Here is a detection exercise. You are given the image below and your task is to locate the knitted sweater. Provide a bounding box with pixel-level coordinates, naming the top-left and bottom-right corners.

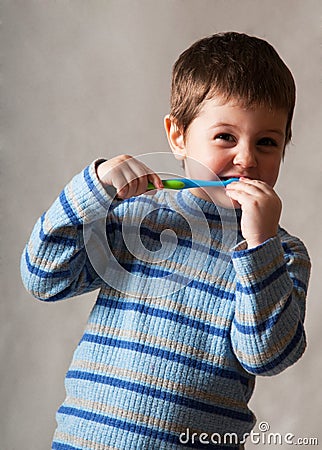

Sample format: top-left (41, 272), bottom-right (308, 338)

top-left (21, 160), bottom-right (311, 450)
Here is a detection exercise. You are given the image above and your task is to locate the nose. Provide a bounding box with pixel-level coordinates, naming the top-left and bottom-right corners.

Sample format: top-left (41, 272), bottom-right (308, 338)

top-left (232, 142), bottom-right (257, 169)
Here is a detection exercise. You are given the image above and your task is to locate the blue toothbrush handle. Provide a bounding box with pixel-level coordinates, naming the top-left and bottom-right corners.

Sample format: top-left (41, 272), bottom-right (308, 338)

top-left (179, 178), bottom-right (239, 188)
top-left (147, 178), bottom-right (239, 190)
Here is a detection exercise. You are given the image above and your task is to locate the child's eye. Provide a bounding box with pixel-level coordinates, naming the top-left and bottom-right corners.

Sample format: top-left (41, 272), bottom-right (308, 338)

top-left (257, 137), bottom-right (277, 146)
top-left (215, 133), bottom-right (235, 142)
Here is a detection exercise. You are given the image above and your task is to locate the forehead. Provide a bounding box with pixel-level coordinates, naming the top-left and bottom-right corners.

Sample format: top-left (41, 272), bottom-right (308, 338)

top-left (196, 97), bottom-right (288, 128)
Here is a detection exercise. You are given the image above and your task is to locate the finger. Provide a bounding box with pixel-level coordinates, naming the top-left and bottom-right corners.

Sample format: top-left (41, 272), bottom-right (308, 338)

top-left (147, 172), bottom-right (164, 190)
top-left (132, 161), bottom-right (163, 190)
top-left (114, 171), bottom-right (134, 199)
top-left (123, 160), bottom-right (160, 192)
top-left (123, 169), bottom-right (143, 198)
top-left (237, 177), bottom-right (273, 194)
top-left (135, 175), bottom-right (151, 195)
top-left (226, 179), bottom-right (271, 197)
top-left (125, 170), bottom-right (153, 197)
top-left (116, 184), bottom-right (129, 199)
top-left (127, 158), bottom-right (152, 179)
top-left (127, 166), bottom-right (162, 191)
top-left (225, 188), bottom-right (253, 205)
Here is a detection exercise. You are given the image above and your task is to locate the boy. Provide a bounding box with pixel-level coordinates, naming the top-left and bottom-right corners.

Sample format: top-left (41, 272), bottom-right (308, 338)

top-left (21, 32), bottom-right (311, 449)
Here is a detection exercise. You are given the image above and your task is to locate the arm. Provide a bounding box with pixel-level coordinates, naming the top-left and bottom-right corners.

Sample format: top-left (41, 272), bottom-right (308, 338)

top-left (230, 232), bottom-right (310, 376)
top-left (21, 156), bottom-right (163, 302)
top-left (20, 160), bottom-right (117, 301)
top-left (226, 177), bottom-right (311, 375)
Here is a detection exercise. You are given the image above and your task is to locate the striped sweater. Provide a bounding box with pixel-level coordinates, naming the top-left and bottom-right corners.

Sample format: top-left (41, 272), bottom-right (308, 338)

top-left (21, 160), bottom-right (311, 450)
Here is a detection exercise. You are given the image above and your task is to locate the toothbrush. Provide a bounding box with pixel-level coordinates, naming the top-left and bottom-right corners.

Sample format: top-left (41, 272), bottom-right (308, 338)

top-left (147, 177), bottom-right (239, 191)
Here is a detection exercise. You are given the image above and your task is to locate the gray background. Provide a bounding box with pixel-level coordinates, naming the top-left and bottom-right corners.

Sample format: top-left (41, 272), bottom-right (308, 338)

top-left (1, 1), bottom-right (322, 449)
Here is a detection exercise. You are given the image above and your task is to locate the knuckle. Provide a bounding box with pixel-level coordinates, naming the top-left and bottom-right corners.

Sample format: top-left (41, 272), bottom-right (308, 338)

top-left (250, 199), bottom-right (259, 208)
top-left (120, 154), bottom-right (132, 160)
top-left (117, 185), bottom-right (127, 194)
top-left (127, 178), bottom-right (138, 187)
top-left (116, 154), bottom-right (133, 166)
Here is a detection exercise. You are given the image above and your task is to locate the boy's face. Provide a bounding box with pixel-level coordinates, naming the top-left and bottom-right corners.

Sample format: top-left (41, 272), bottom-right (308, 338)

top-left (165, 97), bottom-right (288, 208)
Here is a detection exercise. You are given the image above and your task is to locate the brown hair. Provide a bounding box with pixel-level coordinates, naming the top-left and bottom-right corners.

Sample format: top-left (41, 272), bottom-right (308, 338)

top-left (170, 32), bottom-right (296, 146)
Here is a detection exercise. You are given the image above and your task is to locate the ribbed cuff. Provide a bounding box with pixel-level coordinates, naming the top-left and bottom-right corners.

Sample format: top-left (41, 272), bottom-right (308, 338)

top-left (231, 236), bottom-right (285, 283)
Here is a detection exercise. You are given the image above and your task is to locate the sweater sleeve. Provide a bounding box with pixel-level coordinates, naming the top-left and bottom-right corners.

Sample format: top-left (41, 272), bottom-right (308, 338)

top-left (230, 231), bottom-right (311, 376)
top-left (20, 160), bottom-right (119, 301)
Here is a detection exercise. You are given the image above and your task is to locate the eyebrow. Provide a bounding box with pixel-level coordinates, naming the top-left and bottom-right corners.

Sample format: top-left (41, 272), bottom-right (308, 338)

top-left (208, 123), bottom-right (285, 137)
top-left (264, 129), bottom-right (285, 137)
top-left (208, 122), bottom-right (240, 131)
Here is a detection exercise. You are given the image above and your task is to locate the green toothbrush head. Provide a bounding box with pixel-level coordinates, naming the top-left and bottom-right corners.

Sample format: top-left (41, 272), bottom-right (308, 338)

top-left (147, 179), bottom-right (186, 190)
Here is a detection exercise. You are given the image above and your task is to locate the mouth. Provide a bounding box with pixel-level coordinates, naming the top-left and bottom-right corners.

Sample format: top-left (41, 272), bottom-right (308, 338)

top-left (219, 176), bottom-right (241, 181)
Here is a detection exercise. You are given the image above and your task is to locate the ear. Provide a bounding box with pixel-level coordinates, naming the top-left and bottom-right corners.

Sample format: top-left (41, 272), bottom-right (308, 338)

top-left (164, 115), bottom-right (186, 160)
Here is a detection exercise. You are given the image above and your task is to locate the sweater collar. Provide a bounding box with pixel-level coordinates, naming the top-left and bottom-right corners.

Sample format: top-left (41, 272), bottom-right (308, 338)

top-left (177, 189), bottom-right (242, 222)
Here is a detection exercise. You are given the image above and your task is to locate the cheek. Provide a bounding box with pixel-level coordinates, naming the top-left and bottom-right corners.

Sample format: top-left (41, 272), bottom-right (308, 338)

top-left (184, 135), bottom-right (230, 178)
top-left (203, 153), bottom-right (230, 177)
top-left (261, 160), bottom-right (282, 187)
top-left (186, 155), bottom-right (227, 179)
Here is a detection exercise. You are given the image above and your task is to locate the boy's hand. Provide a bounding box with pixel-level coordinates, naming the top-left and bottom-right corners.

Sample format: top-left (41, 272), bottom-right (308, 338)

top-left (225, 177), bottom-right (282, 249)
top-left (96, 154), bottom-right (163, 199)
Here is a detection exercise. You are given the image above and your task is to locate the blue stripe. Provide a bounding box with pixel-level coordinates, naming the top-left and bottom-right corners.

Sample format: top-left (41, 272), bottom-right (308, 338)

top-left (57, 405), bottom-right (247, 449)
top-left (52, 423), bottom-right (239, 450)
top-left (117, 191), bottom-right (240, 235)
top-left (96, 296), bottom-right (229, 338)
top-left (66, 370), bottom-right (252, 422)
top-left (189, 278), bottom-right (235, 299)
top-left (177, 191), bottom-right (241, 223)
top-left (39, 214), bottom-right (77, 245)
top-left (23, 250), bottom-right (86, 301)
top-left (107, 222), bottom-right (232, 263)
top-left (84, 264), bottom-right (97, 285)
top-left (281, 241), bottom-right (309, 268)
top-left (83, 166), bottom-right (109, 206)
top-left (81, 332), bottom-right (249, 385)
top-left (121, 261), bottom-right (174, 278)
top-left (240, 321), bottom-right (305, 374)
top-left (123, 194), bottom-right (174, 213)
top-left (43, 286), bottom-right (75, 301)
top-left (24, 249), bottom-right (70, 279)
top-left (59, 190), bottom-right (80, 225)
top-left (233, 294), bottom-right (292, 334)
top-left (109, 193), bottom-right (174, 218)
top-left (58, 405), bottom-right (247, 449)
top-left (98, 245), bottom-right (234, 296)
top-left (38, 271), bottom-right (99, 302)
top-left (118, 260), bottom-right (234, 292)
top-left (57, 405), bottom-right (239, 448)
top-left (292, 276), bottom-right (307, 292)
top-left (58, 405), bottom-right (179, 444)
top-left (52, 443), bottom-right (81, 450)
top-left (281, 243), bottom-right (309, 293)
top-left (236, 264), bottom-right (287, 295)
top-left (119, 261), bottom-right (209, 288)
